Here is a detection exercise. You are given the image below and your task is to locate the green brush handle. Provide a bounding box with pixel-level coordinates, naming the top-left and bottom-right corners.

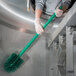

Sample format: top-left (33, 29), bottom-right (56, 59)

top-left (18, 6), bottom-right (62, 57)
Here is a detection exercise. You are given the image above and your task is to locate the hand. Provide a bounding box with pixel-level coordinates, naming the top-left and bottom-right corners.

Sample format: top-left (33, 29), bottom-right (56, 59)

top-left (35, 18), bottom-right (44, 35)
top-left (55, 7), bottom-right (63, 17)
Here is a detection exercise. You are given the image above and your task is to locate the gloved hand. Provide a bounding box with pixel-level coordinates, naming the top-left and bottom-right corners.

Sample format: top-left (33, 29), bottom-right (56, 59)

top-left (55, 7), bottom-right (63, 17)
top-left (35, 18), bottom-right (44, 34)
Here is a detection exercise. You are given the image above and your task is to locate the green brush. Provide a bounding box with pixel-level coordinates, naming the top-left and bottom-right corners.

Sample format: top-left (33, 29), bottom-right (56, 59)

top-left (4, 6), bottom-right (62, 73)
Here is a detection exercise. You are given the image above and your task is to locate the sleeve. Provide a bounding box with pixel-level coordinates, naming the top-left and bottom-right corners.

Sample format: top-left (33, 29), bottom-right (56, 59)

top-left (62, 0), bottom-right (71, 9)
top-left (35, 0), bottom-right (46, 11)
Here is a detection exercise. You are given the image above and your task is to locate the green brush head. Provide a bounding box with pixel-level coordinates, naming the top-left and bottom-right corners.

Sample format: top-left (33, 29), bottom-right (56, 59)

top-left (4, 53), bottom-right (23, 73)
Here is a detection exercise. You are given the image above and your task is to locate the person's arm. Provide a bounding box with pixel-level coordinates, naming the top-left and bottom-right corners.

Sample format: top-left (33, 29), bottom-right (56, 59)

top-left (62, 0), bottom-right (71, 12)
top-left (35, 0), bottom-right (46, 18)
top-left (35, 9), bottom-right (44, 35)
top-left (35, 9), bottom-right (42, 19)
top-left (55, 0), bottom-right (71, 17)
top-left (35, 0), bottom-right (46, 34)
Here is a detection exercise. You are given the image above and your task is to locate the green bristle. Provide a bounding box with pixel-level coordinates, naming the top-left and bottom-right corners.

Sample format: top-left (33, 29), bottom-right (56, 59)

top-left (4, 53), bottom-right (23, 73)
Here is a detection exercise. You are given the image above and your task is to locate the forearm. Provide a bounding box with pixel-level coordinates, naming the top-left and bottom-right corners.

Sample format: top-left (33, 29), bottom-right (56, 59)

top-left (35, 9), bottom-right (42, 19)
top-left (35, 9), bottom-right (44, 34)
top-left (62, 0), bottom-right (71, 12)
top-left (35, 0), bottom-right (46, 18)
top-left (62, 5), bottom-right (67, 13)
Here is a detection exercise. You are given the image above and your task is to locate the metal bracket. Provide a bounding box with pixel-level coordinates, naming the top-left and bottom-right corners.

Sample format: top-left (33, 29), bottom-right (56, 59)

top-left (66, 26), bottom-right (74, 76)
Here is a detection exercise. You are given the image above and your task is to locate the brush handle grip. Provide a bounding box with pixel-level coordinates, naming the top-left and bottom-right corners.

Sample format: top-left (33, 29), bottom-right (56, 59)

top-left (18, 6), bottom-right (62, 57)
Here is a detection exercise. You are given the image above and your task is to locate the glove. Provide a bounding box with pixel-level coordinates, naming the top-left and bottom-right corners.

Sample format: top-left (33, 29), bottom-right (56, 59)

top-left (35, 18), bottom-right (44, 34)
top-left (55, 7), bottom-right (63, 17)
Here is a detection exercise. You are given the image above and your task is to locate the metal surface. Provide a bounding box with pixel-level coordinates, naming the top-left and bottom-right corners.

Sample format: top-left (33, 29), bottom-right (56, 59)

top-left (48, 2), bottom-right (76, 47)
top-left (0, 0), bottom-right (76, 76)
top-left (0, 25), bottom-right (47, 76)
top-left (0, 0), bottom-right (64, 35)
top-left (0, 0), bottom-right (61, 76)
top-left (0, 24), bottom-right (62, 76)
top-left (0, 0), bottom-right (35, 34)
top-left (0, 0), bottom-right (48, 76)
top-left (58, 35), bottom-right (66, 76)
top-left (66, 27), bottom-right (74, 76)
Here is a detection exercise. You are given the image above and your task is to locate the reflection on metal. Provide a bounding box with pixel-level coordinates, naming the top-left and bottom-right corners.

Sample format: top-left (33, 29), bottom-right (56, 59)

top-left (0, 0), bottom-right (36, 34)
top-left (0, 20), bottom-right (36, 34)
top-left (0, 20), bottom-right (50, 38)
top-left (66, 26), bottom-right (74, 76)
top-left (58, 35), bottom-right (66, 76)
top-left (48, 2), bottom-right (76, 47)
top-left (53, 24), bottom-right (59, 28)
top-left (0, 1), bottom-right (35, 23)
